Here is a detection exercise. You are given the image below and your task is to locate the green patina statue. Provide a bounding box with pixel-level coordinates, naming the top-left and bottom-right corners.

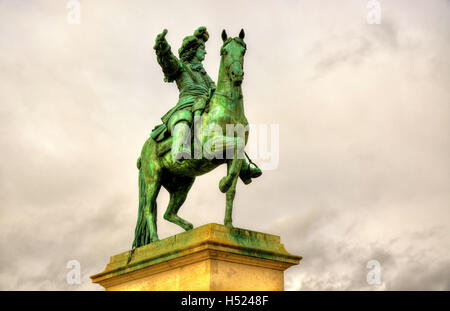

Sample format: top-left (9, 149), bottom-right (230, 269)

top-left (132, 27), bottom-right (262, 248)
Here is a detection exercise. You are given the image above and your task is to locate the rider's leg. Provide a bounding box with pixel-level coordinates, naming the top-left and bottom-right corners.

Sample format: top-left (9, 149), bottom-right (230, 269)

top-left (168, 109), bottom-right (193, 162)
top-left (171, 121), bottom-right (192, 161)
top-left (239, 159), bottom-right (252, 184)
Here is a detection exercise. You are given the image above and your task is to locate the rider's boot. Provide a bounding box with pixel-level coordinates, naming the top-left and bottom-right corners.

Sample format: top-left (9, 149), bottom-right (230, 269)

top-left (239, 158), bottom-right (262, 184)
top-left (171, 121), bottom-right (192, 162)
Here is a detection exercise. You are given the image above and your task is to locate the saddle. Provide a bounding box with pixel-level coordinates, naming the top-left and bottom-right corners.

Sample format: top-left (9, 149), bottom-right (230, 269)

top-left (155, 135), bottom-right (173, 156)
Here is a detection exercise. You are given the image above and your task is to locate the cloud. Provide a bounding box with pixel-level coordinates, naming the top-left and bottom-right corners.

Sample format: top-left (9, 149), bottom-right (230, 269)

top-left (0, 0), bottom-right (449, 291)
top-left (313, 19), bottom-right (401, 76)
top-left (281, 212), bottom-right (450, 290)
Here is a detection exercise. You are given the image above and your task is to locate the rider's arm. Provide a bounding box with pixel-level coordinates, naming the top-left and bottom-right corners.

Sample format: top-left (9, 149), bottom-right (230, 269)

top-left (156, 48), bottom-right (182, 82)
top-left (154, 30), bottom-right (182, 82)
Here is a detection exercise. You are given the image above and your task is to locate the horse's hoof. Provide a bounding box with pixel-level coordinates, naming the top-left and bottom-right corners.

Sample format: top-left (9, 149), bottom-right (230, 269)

top-left (240, 176), bottom-right (252, 185)
top-left (150, 236), bottom-right (159, 243)
top-left (219, 177), bottom-right (231, 193)
top-left (185, 223), bottom-right (194, 231)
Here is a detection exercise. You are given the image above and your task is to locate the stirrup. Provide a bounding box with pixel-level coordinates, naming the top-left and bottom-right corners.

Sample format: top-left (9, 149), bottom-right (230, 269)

top-left (245, 152), bottom-right (262, 178)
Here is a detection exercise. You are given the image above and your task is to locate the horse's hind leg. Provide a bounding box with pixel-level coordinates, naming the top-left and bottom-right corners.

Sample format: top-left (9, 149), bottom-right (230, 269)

top-left (163, 175), bottom-right (195, 231)
top-left (145, 181), bottom-right (161, 242)
top-left (141, 150), bottom-right (162, 243)
top-left (224, 159), bottom-right (243, 228)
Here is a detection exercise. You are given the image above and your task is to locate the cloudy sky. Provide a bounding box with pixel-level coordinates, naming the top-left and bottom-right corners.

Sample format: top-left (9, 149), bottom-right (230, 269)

top-left (0, 0), bottom-right (449, 290)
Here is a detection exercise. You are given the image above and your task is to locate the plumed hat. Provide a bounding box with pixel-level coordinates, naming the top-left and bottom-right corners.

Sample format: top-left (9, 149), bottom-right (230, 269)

top-left (178, 26), bottom-right (209, 62)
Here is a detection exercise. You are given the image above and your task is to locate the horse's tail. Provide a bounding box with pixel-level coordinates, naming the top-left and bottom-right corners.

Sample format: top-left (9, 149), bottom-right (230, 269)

top-left (132, 156), bottom-right (150, 249)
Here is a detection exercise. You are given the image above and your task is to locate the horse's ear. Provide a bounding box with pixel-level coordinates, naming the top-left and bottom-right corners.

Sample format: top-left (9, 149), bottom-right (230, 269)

top-left (221, 29), bottom-right (228, 42)
top-left (239, 28), bottom-right (245, 40)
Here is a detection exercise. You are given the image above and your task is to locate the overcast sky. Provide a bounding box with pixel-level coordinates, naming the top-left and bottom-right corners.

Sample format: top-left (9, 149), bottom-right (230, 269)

top-left (0, 0), bottom-right (449, 290)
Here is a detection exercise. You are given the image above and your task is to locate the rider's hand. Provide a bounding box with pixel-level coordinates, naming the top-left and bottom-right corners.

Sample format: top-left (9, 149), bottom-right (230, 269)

top-left (154, 29), bottom-right (169, 51)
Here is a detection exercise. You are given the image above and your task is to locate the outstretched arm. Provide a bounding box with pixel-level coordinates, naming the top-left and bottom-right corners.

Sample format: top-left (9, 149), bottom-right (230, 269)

top-left (154, 29), bottom-right (181, 82)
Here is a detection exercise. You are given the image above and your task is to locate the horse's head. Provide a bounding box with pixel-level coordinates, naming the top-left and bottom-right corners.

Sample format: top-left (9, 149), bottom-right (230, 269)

top-left (220, 29), bottom-right (246, 86)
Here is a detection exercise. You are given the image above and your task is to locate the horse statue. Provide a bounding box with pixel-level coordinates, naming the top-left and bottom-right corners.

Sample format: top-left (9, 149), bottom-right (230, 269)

top-left (132, 29), bottom-right (260, 248)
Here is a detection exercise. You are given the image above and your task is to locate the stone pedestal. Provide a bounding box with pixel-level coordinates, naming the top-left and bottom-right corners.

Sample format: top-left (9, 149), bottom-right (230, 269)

top-left (91, 223), bottom-right (301, 291)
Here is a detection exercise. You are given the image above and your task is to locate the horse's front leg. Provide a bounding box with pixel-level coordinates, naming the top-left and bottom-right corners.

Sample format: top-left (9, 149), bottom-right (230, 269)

top-left (224, 159), bottom-right (242, 228)
top-left (219, 136), bottom-right (245, 193)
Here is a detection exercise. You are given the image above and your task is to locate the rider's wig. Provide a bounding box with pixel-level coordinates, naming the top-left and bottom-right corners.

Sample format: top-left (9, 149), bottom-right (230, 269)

top-left (178, 26), bottom-right (209, 62)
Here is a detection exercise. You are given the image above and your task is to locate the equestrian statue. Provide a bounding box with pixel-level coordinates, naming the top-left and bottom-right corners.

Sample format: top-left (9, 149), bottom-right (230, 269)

top-left (132, 27), bottom-right (262, 248)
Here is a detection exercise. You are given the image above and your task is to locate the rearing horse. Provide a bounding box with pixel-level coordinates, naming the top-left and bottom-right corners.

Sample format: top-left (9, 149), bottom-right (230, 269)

top-left (133, 29), bottom-right (249, 248)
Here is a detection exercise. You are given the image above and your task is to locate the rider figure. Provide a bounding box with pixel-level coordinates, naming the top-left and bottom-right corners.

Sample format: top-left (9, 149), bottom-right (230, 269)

top-left (152, 27), bottom-right (262, 183)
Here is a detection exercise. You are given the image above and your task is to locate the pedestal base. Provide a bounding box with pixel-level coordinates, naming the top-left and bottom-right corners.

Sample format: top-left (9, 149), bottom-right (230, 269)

top-left (91, 223), bottom-right (301, 291)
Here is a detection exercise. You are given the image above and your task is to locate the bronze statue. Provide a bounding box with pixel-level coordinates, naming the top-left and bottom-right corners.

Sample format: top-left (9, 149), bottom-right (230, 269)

top-left (151, 27), bottom-right (215, 161)
top-left (133, 27), bottom-right (262, 248)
